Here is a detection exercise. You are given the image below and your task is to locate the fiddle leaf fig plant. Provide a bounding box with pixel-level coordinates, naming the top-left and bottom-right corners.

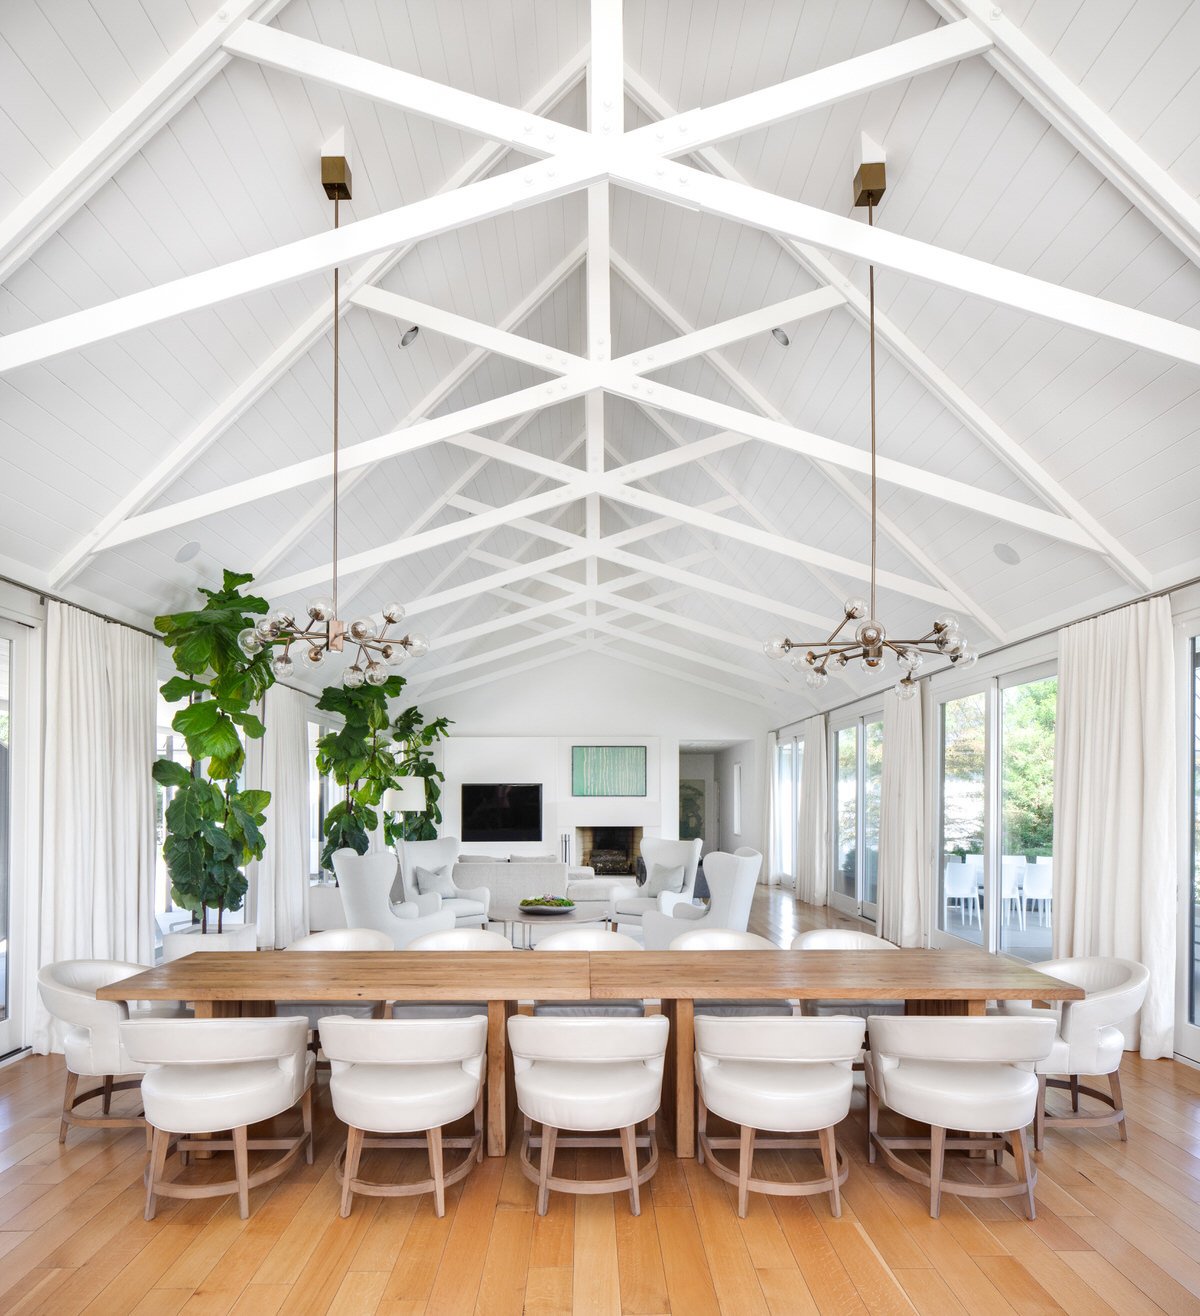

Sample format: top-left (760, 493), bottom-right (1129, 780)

top-left (385, 707), bottom-right (453, 844)
top-left (152, 570), bottom-right (275, 931)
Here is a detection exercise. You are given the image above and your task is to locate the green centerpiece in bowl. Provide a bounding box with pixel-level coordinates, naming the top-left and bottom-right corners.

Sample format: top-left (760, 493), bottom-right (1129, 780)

top-left (519, 896), bottom-right (576, 915)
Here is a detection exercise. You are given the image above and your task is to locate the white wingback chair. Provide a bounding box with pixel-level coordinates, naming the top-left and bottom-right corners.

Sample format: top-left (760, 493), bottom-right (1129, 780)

top-left (319, 1015), bottom-right (488, 1218)
top-left (608, 838), bottom-right (702, 933)
top-left (791, 929), bottom-right (904, 1021)
top-left (695, 1016), bottom-right (865, 1217)
top-left (641, 850), bottom-right (761, 950)
top-left (397, 836), bottom-right (490, 927)
top-left (669, 928), bottom-right (792, 1017)
top-left (277, 928), bottom-right (394, 1034)
top-left (332, 849), bottom-right (455, 949)
top-left (866, 1015), bottom-right (1056, 1219)
top-left (37, 959), bottom-right (187, 1143)
top-left (533, 928), bottom-right (644, 1018)
top-left (508, 1015), bottom-right (669, 1216)
top-left (992, 956), bottom-right (1149, 1148)
top-left (121, 1016), bottom-right (315, 1220)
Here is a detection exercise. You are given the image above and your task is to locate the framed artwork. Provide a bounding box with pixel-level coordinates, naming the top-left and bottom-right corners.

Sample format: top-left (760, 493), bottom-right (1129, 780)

top-left (679, 779), bottom-right (705, 841)
top-left (571, 745), bottom-right (647, 797)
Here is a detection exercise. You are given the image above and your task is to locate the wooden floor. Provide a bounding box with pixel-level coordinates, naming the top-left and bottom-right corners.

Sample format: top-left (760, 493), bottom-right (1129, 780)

top-left (3, 890), bottom-right (1200, 1315)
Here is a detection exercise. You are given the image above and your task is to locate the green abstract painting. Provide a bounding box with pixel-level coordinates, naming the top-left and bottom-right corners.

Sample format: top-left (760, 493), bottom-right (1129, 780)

top-left (571, 745), bottom-right (647, 797)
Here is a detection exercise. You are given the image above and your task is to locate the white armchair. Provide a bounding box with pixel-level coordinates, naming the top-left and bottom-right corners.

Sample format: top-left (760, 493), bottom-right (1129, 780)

top-left (332, 849), bottom-right (454, 949)
top-left (277, 929), bottom-right (394, 1035)
top-left (641, 850), bottom-right (760, 951)
top-left (608, 837), bottom-right (702, 934)
top-left (791, 929), bottom-right (904, 1020)
top-left (397, 836), bottom-right (490, 927)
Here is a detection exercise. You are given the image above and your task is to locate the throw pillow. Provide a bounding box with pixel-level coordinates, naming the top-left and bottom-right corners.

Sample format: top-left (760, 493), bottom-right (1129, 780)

top-left (414, 864), bottom-right (457, 899)
top-left (643, 862), bottom-right (686, 896)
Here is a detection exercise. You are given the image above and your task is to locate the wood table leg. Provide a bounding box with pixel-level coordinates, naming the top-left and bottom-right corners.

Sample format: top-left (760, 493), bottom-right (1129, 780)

top-left (905, 999), bottom-right (985, 1016)
top-left (486, 1001), bottom-right (517, 1158)
top-left (663, 998), bottom-right (696, 1159)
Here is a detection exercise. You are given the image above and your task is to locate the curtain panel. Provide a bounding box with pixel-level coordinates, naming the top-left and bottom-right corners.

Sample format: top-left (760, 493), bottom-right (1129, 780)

top-left (1053, 597), bottom-right (1175, 1058)
top-left (795, 715), bottom-right (829, 907)
top-left (877, 687), bottom-right (926, 947)
top-left (36, 603), bottom-right (156, 1052)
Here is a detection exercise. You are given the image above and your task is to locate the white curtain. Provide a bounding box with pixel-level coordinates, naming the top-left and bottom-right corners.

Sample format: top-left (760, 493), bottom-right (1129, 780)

top-left (764, 731), bottom-right (781, 885)
top-left (36, 603), bottom-right (156, 1052)
top-left (251, 685), bottom-right (311, 949)
top-left (877, 687), bottom-right (926, 947)
top-left (1054, 597), bottom-right (1175, 1058)
top-left (795, 715), bottom-right (829, 907)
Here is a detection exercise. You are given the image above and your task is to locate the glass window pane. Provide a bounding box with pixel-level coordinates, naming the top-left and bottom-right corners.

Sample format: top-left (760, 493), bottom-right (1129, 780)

top-left (1000, 676), bottom-right (1057, 961)
top-left (773, 742), bottom-right (794, 880)
top-left (863, 720), bottom-right (883, 906)
top-left (0, 639), bottom-right (10, 1021)
top-left (940, 693), bottom-right (985, 946)
top-left (834, 727), bottom-right (857, 899)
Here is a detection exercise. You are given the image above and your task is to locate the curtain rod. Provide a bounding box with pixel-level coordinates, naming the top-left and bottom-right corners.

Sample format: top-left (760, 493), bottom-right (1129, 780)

top-left (773, 571), bottom-right (1200, 734)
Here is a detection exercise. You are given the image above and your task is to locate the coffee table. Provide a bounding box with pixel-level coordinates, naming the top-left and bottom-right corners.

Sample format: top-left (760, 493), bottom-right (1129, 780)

top-left (489, 901), bottom-right (612, 948)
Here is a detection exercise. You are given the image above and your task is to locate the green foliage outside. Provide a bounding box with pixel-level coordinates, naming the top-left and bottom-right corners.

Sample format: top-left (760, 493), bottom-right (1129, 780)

top-left (152, 570), bottom-right (275, 931)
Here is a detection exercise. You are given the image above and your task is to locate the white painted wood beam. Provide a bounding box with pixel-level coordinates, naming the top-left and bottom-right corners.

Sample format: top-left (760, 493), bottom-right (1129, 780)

top-left (402, 616), bottom-right (599, 685)
top-left (585, 617), bottom-right (791, 692)
top-left (446, 433), bottom-right (581, 484)
top-left (0, 0), bottom-right (292, 285)
top-left (609, 156), bottom-right (1200, 367)
top-left (400, 548), bottom-right (593, 619)
top-left (625, 20), bottom-right (990, 158)
top-left (927, 0), bottom-right (1200, 270)
top-left (620, 74), bottom-right (1152, 594)
top-left (350, 285), bottom-right (586, 375)
top-left (224, 21), bottom-right (591, 156)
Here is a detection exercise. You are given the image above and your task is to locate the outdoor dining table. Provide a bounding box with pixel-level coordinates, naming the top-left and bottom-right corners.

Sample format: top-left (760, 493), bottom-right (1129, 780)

top-left (101, 947), bottom-right (1084, 1159)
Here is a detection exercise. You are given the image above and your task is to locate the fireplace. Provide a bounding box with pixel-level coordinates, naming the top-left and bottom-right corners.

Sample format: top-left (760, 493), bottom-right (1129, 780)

top-left (576, 826), bottom-right (643, 877)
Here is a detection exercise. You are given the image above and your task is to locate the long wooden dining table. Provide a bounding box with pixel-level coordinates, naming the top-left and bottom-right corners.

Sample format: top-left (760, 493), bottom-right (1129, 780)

top-left (101, 947), bottom-right (1083, 1158)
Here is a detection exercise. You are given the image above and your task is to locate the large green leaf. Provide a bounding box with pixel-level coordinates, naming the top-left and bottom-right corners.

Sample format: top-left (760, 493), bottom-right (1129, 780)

top-left (152, 758), bottom-right (192, 789)
top-left (160, 675), bottom-right (208, 703)
top-left (173, 700), bottom-right (220, 738)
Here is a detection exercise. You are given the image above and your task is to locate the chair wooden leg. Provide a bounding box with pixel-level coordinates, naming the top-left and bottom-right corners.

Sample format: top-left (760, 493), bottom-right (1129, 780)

top-left (102, 1076), bottom-right (113, 1115)
top-left (232, 1125), bottom-right (250, 1220)
top-left (929, 1125), bottom-right (946, 1219)
top-left (537, 1126), bottom-right (558, 1217)
top-left (620, 1124), bottom-right (641, 1217)
top-left (474, 1091), bottom-right (485, 1163)
top-left (737, 1125), bottom-right (755, 1219)
top-left (1010, 1126), bottom-right (1036, 1220)
top-left (1034, 1074), bottom-right (1046, 1152)
top-left (697, 1094), bottom-right (708, 1165)
top-left (819, 1126), bottom-right (841, 1218)
top-left (144, 1127), bottom-right (170, 1221)
top-left (59, 1071), bottom-right (79, 1144)
top-left (301, 1086), bottom-right (314, 1165)
top-left (1070, 1074), bottom-right (1080, 1112)
top-left (1110, 1070), bottom-right (1127, 1142)
top-left (341, 1127), bottom-right (364, 1219)
top-left (427, 1126), bottom-right (445, 1218)
top-left (867, 1085), bottom-right (878, 1164)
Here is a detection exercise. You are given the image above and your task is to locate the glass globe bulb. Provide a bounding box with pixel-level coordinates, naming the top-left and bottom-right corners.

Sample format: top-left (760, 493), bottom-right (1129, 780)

top-left (307, 595), bottom-right (334, 622)
top-left (790, 653), bottom-right (808, 672)
top-left (894, 680), bottom-right (918, 700)
top-left (377, 643), bottom-right (395, 665)
top-left (806, 669), bottom-right (829, 690)
top-left (349, 617), bottom-right (377, 642)
top-left (342, 665), bottom-right (366, 689)
top-left (856, 620), bottom-right (885, 649)
top-left (271, 653), bottom-right (294, 679)
top-left (364, 662), bottom-right (388, 687)
top-left (404, 633), bottom-right (429, 659)
top-left (934, 614), bottom-right (959, 633)
top-left (843, 597), bottom-right (868, 619)
top-left (255, 619), bottom-right (276, 642)
top-left (898, 648), bottom-right (923, 672)
top-left (237, 627), bottom-right (263, 656)
top-left (269, 608), bottom-right (295, 631)
top-left (380, 601), bottom-right (405, 625)
top-left (763, 635), bottom-right (790, 660)
top-left (860, 654), bottom-right (885, 673)
top-left (956, 647), bottom-right (979, 668)
top-left (304, 644), bottom-right (327, 667)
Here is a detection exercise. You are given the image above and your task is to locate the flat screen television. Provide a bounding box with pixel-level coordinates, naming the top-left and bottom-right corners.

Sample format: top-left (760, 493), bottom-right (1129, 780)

top-left (460, 783), bottom-right (543, 843)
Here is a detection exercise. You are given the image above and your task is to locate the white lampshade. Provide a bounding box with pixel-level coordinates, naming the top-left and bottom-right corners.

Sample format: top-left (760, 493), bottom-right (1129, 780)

top-left (383, 778), bottom-right (427, 812)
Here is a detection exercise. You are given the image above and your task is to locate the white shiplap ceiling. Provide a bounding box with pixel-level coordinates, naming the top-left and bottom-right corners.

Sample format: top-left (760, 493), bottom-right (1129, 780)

top-left (1, 0), bottom-right (1199, 720)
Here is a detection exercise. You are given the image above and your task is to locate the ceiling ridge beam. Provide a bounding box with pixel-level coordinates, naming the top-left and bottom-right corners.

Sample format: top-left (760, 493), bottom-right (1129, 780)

top-left (0, 0), bottom-right (292, 286)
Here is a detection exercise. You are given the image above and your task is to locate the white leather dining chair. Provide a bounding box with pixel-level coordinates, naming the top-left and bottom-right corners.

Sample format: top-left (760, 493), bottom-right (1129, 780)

top-left (992, 956), bottom-right (1149, 1148)
top-left (391, 927), bottom-right (512, 1019)
top-left (120, 1016), bottom-right (315, 1220)
top-left (37, 959), bottom-right (187, 1144)
top-left (277, 928), bottom-right (393, 1036)
top-left (319, 1014), bottom-right (488, 1218)
top-left (641, 850), bottom-right (761, 950)
top-left (790, 929), bottom-right (904, 1020)
top-left (508, 1015), bottom-right (669, 1216)
top-left (865, 1015), bottom-right (1056, 1218)
top-left (533, 928), bottom-right (644, 1017)
top-left (669, 928), bottom-right (792, 1017)
top-left (607, 838), bottom-right (702, 934)
top-left (396, 836), bottom-right (490, 927)
top-left (333, 849), bottom-right (455, 949)
top-left (695, 1016), bottom-right (866, 1217)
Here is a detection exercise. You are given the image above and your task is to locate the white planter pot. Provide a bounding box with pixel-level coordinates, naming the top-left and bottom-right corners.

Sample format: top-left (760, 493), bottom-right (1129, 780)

top-left (162, 924), bottom-right (258, 961)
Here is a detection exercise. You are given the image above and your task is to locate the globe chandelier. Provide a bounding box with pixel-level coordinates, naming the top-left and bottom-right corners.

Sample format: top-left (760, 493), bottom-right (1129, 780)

top-left (239, 139), bottom-right (428, 688)
top-left (764, 148), bottom-right (977, 701)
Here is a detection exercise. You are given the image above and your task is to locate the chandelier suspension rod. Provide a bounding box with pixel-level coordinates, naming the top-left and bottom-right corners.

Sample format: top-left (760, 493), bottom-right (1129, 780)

top-left (332, 195), bottom-right (341, 622)
top-left (868, 197), bottom-right (877, 624)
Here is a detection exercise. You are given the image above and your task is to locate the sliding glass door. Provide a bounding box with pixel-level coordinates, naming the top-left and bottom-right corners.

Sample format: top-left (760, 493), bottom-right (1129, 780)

top-left (1176, 634), bottom-right (1200, 1062)
top-left (830, 712), bottom-right (882, 921)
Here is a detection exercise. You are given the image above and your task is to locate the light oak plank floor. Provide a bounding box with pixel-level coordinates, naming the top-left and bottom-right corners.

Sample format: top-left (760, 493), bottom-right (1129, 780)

top-left (3, 889), bottom-right (1199, 1315)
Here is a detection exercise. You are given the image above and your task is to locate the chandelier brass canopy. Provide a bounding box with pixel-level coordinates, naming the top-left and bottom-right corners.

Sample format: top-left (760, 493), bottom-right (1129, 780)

top-left (242, 138), bottom-right (427, 688)
top-left (764, 147), bottom-right (977, 701)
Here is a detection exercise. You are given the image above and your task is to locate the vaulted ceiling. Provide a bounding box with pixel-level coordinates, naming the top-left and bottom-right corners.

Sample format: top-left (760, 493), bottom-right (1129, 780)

top-left (2, 0), bottom-right (1198, 718)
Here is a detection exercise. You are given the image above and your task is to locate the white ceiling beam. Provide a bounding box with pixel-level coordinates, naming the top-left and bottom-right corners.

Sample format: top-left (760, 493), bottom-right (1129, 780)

top-left (400, 548), bottom-right (592, 619)
top-left (446, 433), bottom-right (581, 483)
top-left (602, 430), bottom-right (750, 484)
top-left (223, 21), bottom-right (591, 156)
top-left (51, 62), bottom-right (588, 588)
top-left (625, 19), bottom-right (991, 158)
top-left (613, 287), bottom-right (843, 373)
top-left (621, 74), bottom-right (1151, 594)
top-left (350, 285), bottom-right (586, 375)
top-left (403, 615), bottom-right (599, 684)
top-left (0, 154), bottom-right (605, 375)
top-left (0, 0), bottom-right (292, 285)
top-left (927, 0), bottom-right (1200, 270)
top-left (411, 642), bottom-right (594, 703)
top-left (584, 617), bottom-right (790, 692)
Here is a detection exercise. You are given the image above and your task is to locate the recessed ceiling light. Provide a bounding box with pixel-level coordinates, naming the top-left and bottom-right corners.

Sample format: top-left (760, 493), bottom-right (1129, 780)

top-left (771, 326), bottom-right (790, 347)
top-left (174, 541), bottom-right (201, 563)
top-left (994, 542), bottom-right (1021, 565)
top-left (400, 325), bottom-right (420, 347)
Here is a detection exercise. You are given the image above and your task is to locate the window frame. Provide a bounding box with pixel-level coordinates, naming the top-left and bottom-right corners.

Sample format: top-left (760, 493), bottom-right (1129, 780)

top-left (828, 700), bottom-right (884, 921)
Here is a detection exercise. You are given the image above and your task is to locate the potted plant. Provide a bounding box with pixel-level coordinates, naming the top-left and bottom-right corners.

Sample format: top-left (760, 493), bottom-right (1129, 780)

top-left (152, 570), bottom-right (274, 939)
top-left (385, 706), bottom-right (452, 844)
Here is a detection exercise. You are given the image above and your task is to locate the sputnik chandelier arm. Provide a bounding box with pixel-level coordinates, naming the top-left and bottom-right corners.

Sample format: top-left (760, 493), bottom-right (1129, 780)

top-left (763, 142), bottom-right (976, 700)
top-left (239, 136), bottom-right (428, 689)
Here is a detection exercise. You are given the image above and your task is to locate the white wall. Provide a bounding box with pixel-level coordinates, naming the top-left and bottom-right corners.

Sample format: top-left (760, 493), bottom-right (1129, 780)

top-left (716, 740), bottom-right (765, 857)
